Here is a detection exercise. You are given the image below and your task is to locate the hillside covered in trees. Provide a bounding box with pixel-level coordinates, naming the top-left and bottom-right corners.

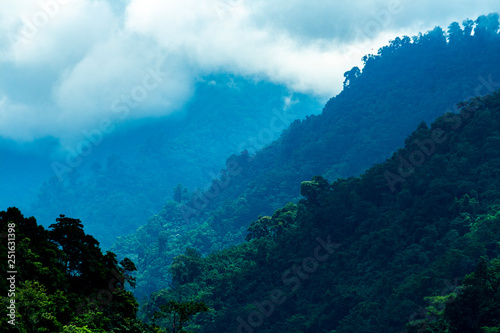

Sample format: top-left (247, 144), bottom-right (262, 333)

top-left (25, 76), bottom-right (322, 249)
top-left (111, 14), bottom-right (500, 302)
top-left (5, 88), bottom-right (499, 332)
top-left (139, 88), bottom-right (500, 332)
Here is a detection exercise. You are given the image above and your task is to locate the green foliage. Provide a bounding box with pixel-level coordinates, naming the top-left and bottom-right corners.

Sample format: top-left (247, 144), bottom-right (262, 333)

top-left (170, 248), bottom-right (205, 286)
top-left (300, 176), bottom-right (330, 204)
top-left (245, 216), bottom-right (273, 241)
top-left (61, 326), bottom-right (96, 333)
top-left (0, 208), bottom-right (156, 332)
top-left (246, 203), bottom-right (298, 241)
top-left (409, 256), bottom-right (500, 333)
top-left (111, 16), bottom-right (500, 305)
top-left (138, 90), bottom-right (500, 332)
top-left (152, 300), bottom-right (209, 333)
top-left (444, 257), bottom-right (500, 332)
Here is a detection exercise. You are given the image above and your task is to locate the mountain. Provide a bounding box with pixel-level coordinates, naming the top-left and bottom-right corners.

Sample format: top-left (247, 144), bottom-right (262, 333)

top-left (3, 13), bottom-right (500, 333)
top-left (4, 89), bottom-right (500, 332)
top-left (140, 89), bottom-right (500, 332)
top-left (24, 75), bottom-right (322, 249)
top-left (110, 14), bottom-right (500, 301)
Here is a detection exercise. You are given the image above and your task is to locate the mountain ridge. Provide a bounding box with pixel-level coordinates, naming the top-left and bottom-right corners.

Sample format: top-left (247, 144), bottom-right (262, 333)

top-left (110, 14), bottom-right (500, 302)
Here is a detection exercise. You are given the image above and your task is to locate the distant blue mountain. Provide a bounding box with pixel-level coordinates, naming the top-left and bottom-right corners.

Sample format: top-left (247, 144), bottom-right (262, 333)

top-left (22, 74), bottom-right (322, 248)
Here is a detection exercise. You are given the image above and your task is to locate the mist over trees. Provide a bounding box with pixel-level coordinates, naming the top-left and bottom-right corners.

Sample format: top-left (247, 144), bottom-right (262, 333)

top-left (28, 76), bottom-right (321, 249)
top-left (111, 14), bottom-right (500, 304)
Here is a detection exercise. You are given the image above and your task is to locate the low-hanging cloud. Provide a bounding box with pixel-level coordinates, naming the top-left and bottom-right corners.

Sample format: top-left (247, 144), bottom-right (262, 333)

top-left (0, 0), bottom-right (499, 143)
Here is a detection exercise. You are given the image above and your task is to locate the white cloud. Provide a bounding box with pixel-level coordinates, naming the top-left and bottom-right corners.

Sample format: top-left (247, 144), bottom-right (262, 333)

top-left (53, 33), bottom-right (194, 127)
top-left (124, 0), bottom-right (351, 94)
top-left (0, 0), bottom-right (499, 143)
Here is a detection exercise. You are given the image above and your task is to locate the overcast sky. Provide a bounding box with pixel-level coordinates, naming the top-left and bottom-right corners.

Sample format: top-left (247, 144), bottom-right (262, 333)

top-left (1, 0), bottom-right (499, 144)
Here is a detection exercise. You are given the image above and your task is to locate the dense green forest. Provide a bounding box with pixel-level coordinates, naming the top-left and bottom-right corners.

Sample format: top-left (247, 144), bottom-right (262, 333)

top-left (139, 89), bottom-right (500, 332)
top-left (111, 14), bottom-right (500, 302)
top-left (0, 208), bottom-right (214, 332)
top-left (3, 87), bottom-right (500, 333)
top-left (28, 76), bottom-right (321, 249)
top-left (0, 207), bottom-right (150, 332)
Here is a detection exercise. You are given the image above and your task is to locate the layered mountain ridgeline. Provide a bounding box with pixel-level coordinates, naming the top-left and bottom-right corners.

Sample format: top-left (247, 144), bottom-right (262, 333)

top-left (139, 90), bottom-right (500, 332)
top-left (29, 74), bottom-right (322, 249)
top-left (111, 14), bottom-right (500, 300)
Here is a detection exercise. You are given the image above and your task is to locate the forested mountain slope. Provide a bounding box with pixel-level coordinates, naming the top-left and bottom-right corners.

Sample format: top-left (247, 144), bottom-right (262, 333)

top-left (30, 75), bottom-right (321, 249)
top-left (111, 14), bottom-right (500, 301)
top-left (142, 89), bottom-right (500, 332)
top-left (4, 90), bottom-right (500, 332)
